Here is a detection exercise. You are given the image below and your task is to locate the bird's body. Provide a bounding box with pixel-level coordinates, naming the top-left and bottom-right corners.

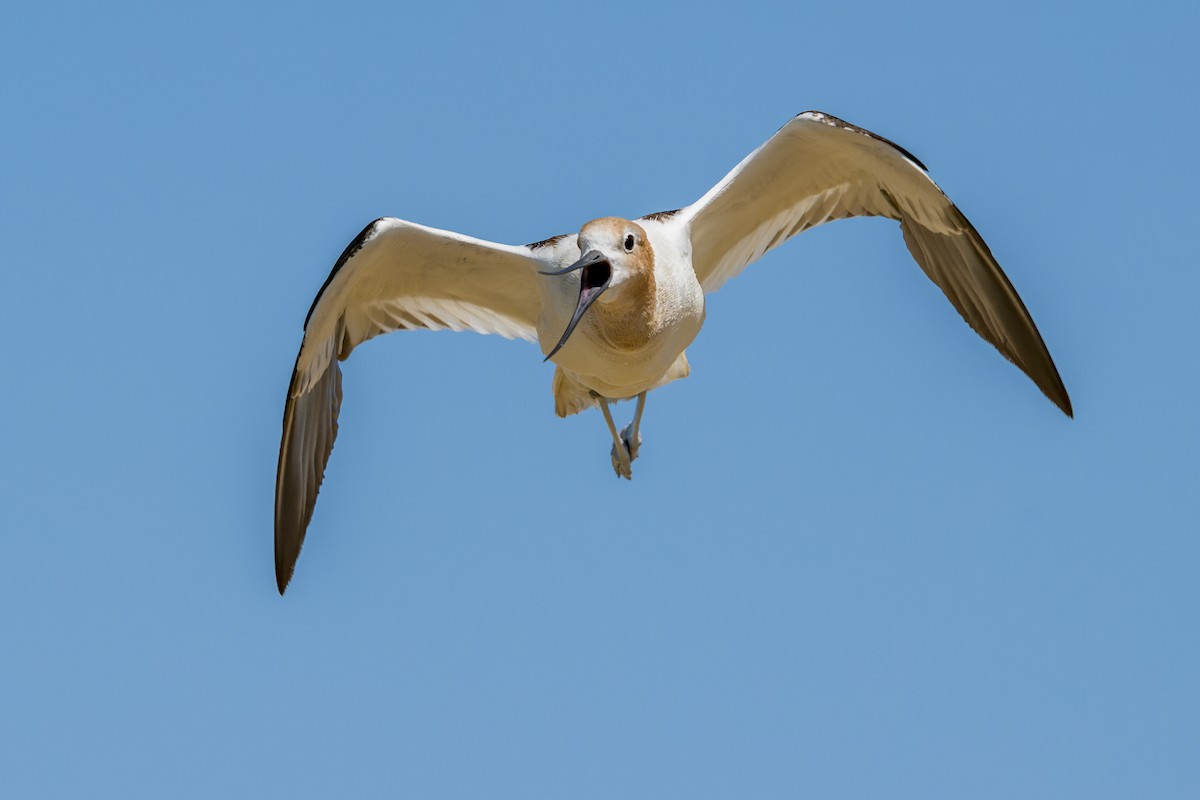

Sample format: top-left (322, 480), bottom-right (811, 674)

top-left (533, 216), bottom-right (705, 411)
top-left (274, 111), bottom-right (1072, 593)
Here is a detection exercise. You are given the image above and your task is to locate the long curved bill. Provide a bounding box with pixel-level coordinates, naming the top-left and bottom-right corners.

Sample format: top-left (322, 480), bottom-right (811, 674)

top-left (540, 250), bottom-right (612, 362)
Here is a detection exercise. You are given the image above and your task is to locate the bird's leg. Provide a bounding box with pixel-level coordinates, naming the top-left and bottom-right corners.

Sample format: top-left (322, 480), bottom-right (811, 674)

top-left (598, 396), bottom-right (633, 480)
top-left (619, 391), bottom-right (647, 463)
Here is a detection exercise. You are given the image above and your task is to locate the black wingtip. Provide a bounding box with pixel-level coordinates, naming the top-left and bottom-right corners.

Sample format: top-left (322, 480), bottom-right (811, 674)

top-left (1034, 347), bottom-right (1073, 420)
top-left (276, 566), bottom-right (291, 596)
top-left (1054, 388), bottom-right (1074, 419)
top-left (274, 354), bottom-right (341, 598)
top-left (274, 524), bottom-right (303, 596)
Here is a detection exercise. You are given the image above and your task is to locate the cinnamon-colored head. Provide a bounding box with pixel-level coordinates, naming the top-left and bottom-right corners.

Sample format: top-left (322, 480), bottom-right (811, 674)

top-left (539, 217), bottom-right (659, 360)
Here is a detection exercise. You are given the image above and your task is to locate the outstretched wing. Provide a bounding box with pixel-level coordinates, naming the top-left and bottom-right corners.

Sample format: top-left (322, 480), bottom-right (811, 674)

top-left (680, 111), bottom-right (1071, 417)
top-left (275, 217), bottom-right (546, 593)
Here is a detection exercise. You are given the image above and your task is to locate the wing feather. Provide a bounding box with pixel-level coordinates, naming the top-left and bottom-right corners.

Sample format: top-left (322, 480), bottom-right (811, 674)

top-left (681, 111), bottom-right (1071, 416)
top-left (274, 217), bottom-right (546, 592)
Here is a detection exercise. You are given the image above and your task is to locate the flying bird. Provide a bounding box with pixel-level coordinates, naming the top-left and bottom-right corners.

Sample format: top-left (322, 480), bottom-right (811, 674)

top-left (275, 111), bottom-right (1072, 593)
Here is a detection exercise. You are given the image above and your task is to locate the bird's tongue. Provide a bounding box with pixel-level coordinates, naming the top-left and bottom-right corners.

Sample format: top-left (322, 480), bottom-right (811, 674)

top-left (577, 283), bottom-right (605, 309)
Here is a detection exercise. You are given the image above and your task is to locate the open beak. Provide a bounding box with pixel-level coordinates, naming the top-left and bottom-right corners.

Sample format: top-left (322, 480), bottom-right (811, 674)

top-left (539, 250), bottom-right (612, 362)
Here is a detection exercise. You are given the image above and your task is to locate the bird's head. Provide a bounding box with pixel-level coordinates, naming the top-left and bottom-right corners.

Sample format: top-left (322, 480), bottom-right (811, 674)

top-left (540, 217), bottom-right (654, 361)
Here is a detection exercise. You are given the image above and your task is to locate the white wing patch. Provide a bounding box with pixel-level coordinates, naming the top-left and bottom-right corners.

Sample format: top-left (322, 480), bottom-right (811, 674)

top-left (700, 183), bottom-right (856, 293)
top-left (289, 218), bottom-right (545, 394)
top-left (291, 296), bottom-right (536, 397)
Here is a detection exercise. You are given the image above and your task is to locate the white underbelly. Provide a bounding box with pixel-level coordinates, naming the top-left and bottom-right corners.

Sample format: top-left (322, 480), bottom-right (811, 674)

top-left (543, 308), bottom-right (704, 398)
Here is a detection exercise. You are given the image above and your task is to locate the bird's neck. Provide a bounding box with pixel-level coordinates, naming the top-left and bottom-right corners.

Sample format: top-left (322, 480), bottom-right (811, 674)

top-left (591, 266), bottom-right (659, 352)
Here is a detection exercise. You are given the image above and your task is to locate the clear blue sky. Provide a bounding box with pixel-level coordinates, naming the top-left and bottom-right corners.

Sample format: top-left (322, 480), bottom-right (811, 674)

top-left (2, 2), bottom-right (1196, 797)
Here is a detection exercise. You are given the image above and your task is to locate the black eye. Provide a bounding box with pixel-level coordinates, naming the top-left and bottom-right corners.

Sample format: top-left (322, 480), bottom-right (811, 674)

top-left (624, 234), bottom-right (635, 252)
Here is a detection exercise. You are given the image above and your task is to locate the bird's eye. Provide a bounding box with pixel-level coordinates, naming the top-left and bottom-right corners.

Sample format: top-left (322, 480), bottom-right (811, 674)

top-left (624, 234), bottom-right (635, 252)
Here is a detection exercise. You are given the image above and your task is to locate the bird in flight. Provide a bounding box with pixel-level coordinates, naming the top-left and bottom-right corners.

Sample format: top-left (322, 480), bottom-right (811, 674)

top-left (274, 111), bottom-right (1072, 593)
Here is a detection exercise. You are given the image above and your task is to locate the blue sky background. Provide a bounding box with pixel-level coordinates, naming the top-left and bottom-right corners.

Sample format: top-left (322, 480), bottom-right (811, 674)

top-left (2, 1), bottom-right (1196, 797)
